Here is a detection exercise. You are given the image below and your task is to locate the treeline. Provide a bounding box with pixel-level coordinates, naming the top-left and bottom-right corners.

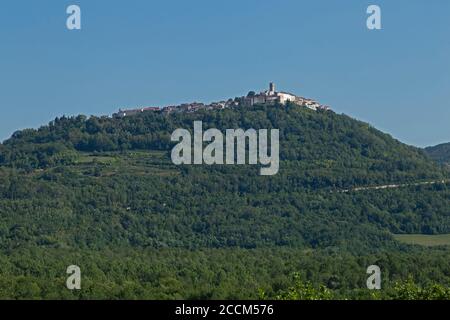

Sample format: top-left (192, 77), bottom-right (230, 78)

top-left (1, 247), bottom-right (449, 300)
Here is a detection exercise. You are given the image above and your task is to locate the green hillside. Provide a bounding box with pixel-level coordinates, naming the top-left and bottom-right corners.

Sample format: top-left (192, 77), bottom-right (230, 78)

top-left (425, 143), bottom-right (450, 165)
top-left (0, 103), bottom-right (449, 299)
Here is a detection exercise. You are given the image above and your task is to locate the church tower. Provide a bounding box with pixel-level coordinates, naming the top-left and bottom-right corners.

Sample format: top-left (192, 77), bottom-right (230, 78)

top-left (269, 82), bottom-right (276, 94)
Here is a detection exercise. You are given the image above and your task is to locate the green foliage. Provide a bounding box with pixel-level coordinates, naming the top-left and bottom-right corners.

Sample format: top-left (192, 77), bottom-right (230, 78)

top-left (270, 274), bottom-right (450, 300)
top-left (390, 277), bottom-right (450, 300)
top-left (0, 247), bottom-right (449, 300)
top-left (425, 142), bottom-right (450, 165)
top-left (274, 273), bottom-right (333, 300)
top-left (0, 104), bottom-right (449, 299)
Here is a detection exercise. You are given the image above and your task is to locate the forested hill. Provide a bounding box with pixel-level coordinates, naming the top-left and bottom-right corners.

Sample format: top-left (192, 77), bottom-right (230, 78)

top-left (0, 102), bottom-right (449, 299)
top-left (0, 102), bottom-right (444, 187)
top-left (425, 142), bottom-right (450, 165)
top-left (0, 102), bottom-right (448, 253)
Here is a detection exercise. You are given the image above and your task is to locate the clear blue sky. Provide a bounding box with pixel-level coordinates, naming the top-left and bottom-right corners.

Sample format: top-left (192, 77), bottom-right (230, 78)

top-left (0, 0), bottom-right (449, 147)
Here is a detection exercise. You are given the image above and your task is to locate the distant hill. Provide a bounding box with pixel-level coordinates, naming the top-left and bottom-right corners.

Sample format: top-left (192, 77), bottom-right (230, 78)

top-left (425, 142), bottom-right (450, 165)
top-left (0, 102), bottom-right (449, 299)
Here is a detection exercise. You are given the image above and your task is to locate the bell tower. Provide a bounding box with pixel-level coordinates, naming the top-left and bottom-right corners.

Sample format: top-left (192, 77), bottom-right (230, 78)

top-left (269, 82), bottom-right (276, 94)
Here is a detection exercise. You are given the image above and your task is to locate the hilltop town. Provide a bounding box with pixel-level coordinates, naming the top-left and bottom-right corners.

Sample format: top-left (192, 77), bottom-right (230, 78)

top-left (113, 83), bottom-right (331, 118)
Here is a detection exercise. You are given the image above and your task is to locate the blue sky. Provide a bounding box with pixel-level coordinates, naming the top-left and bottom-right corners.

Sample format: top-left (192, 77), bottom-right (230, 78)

top-left (0, 0), bottom-right (449, 147)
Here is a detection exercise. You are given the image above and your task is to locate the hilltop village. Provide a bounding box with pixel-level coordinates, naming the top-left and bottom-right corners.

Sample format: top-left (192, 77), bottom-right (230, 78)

top-left (113, 83), bottom-right (331, 118)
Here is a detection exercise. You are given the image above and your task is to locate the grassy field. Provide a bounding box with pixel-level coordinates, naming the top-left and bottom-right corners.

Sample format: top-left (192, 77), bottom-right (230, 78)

top-left (394, 234), bottom-right (450, 247)
top-left (70, 150), bottom-right (178, 177)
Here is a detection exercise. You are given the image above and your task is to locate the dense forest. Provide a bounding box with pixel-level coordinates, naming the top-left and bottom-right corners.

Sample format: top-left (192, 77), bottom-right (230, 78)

top-left (425, 142), bottom-right (450, 166)
top-left (0, 103), bottom-right (449, 299)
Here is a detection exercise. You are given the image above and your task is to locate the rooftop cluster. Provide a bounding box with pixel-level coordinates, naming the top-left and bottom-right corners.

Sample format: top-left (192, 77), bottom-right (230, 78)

top-left (113, 83), bottom-right (330, 118)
